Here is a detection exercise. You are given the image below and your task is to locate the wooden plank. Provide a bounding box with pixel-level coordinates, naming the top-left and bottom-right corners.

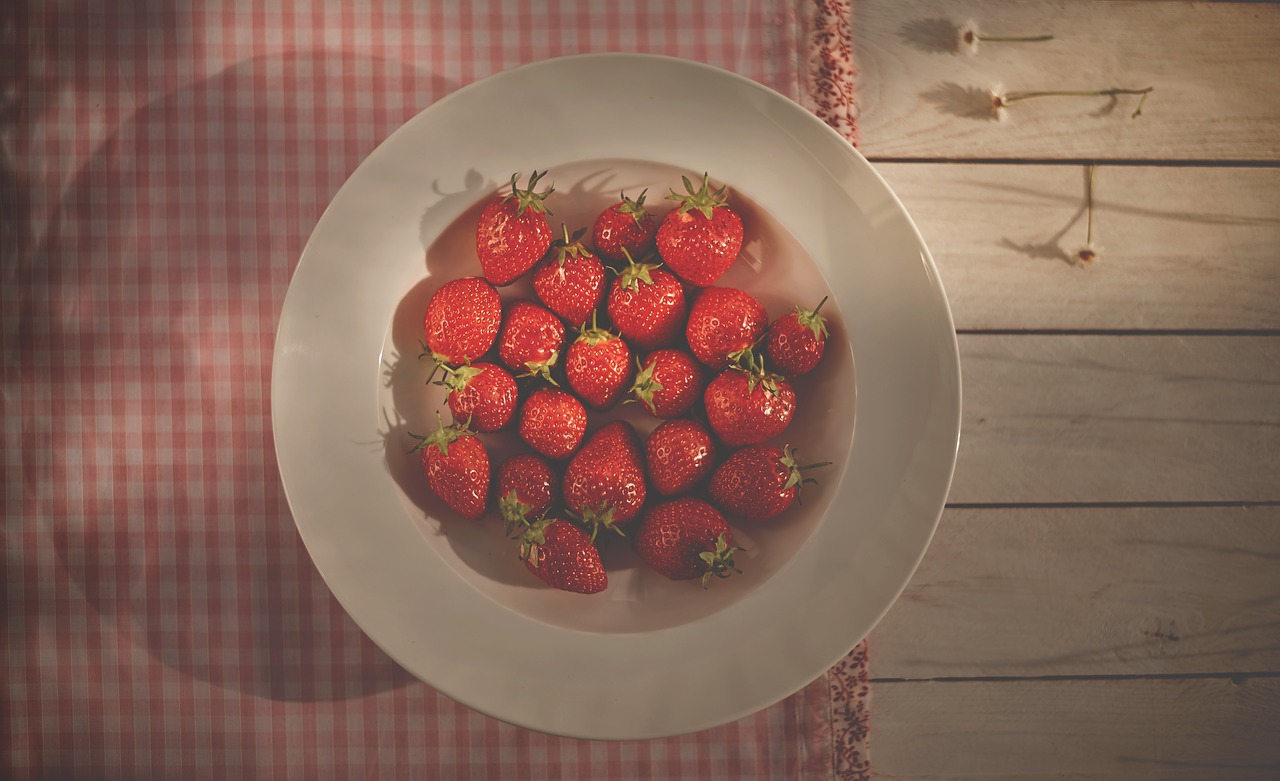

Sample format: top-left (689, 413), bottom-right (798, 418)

top-left (951, 335), bottom-right (1280, 503)
top-left (870, 506), bottom-right (1280, 679)
top-left (871, 677), bottom-right (1280, 780)
top-left (854, 0), bottom-right (1280, 160)
top-left (876, 163), bottom-right (1280, 331)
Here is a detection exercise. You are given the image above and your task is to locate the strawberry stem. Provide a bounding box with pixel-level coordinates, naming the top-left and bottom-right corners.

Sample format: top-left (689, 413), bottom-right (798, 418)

top-left (665, 172), bottom-right (728, 220)
top-left (505, 170), bottom-right (554, 218)
top-left (699, 532), bottom-right (743, 588)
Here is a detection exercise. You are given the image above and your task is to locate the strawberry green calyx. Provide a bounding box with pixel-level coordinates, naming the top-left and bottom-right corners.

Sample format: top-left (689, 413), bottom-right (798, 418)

top-left (519, 349), bottom-right (560, 386)
top-left (617, 189), bottom-right (651, 225)
top-left (510, 513), bottom-right (556, 565)
top-left (574, 310), bottom-right (617, 347)
top-left (504, 170), bottom-right (554, 218)
top-left (499, 489), bottom-right (536, 528)
top-left (550, 223), bottom-right (591, 266)
top-left (699, 532), bottom-right (744, 588)
top-left (666, 172), bottom-right (728, 220)
top-left (729, 347), bottom-right (784, 396)
top-left (407, 412), bottom-right (474, 456)
top-left (612, 247), bottom-right (661, 292)
top-left (627, 356), bottom-right (665, 414)
top-left (779, 444), bottom-right (833, 495)
top-left (435, 362), bottom-right (484, 393)
top-left (571, 503), bottom-right (624, 543)
top-left (796, 296), bottom-right (830, 341)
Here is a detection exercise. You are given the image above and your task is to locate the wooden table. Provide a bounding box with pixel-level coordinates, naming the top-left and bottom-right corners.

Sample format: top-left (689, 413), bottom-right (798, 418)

top-left (851, 1), bottom-right (1280, 777)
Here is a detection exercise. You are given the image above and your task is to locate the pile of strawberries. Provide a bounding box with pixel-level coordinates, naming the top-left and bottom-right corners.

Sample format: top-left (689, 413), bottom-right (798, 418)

top-left (413, 170), bottom-right (832, 594)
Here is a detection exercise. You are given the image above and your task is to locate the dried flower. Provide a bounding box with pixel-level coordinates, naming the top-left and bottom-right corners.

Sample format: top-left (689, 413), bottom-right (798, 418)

top-left (957, 19), bottom-right (1054, 56)
top-left (988, 85), bottom-right (1009, 122)
top-left (995, 86), bottom-right (1154, 121)
top-left (1074, 164), bottom-right (1101, 266)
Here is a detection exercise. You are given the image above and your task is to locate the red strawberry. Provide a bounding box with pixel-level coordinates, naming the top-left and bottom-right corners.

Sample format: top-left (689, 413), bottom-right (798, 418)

top-left (518, 387), bottom-right (587, 460)
top-left (766, 295), bottom-right (830, 376)
top-left (655, 173), bottom-right (744, 287)
top-left (564, 316), bottom-right (633, 410)
top-left (629, 349), bottom-right (704, 418)
top-left (709, 444), bottom-right (832, 521)
top-left (476, 170), bottom-right (555, 286)
top-left (634, 498), bottom-right (742, 586)
top-left (436, 362), bottom-right (518, 432)
top-left (532, 225), bottom-right (607, 327)
top-left (422, 276), bottom-right (502, 366)
top-left (562, 421), bottom-right (647, 540)
top-left (409, 414), bottom-right (491, 521)
top-left (497, 300), bottom-right (566, 384)
top-left (605, 249), bottom-right (687, 351)
top-left (645, 418), bottom-right (716, 496)
top-left (511, 515), bottom-right (607, 594)
top-left (592, 189), bottom-right (656, 265)
top-left (685, 286), bottom-right (768, 369)
top-left (496, 453), bottom-right (558, 525)
top-left (703, 351), bottom-right (796, 447)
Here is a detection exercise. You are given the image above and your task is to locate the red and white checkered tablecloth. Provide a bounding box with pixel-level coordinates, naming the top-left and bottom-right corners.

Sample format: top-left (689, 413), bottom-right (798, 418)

top-left (2, 2), bottom-right (868, 778)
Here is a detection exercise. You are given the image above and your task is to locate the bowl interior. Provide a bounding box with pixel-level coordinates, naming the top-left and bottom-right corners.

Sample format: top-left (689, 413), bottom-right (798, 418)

top-left (379, 158), bottom-right (856, 633)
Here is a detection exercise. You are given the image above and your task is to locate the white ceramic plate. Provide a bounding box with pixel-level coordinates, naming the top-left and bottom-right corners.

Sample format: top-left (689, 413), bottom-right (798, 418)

top-left (272, 53), bottom-right (960, 740)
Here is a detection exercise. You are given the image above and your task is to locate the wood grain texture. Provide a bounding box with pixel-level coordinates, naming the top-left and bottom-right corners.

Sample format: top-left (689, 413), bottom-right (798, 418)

top-left (876, 163), bottom-right (1280, 330)
top-left (951, 335), bottom-right (1280, 503)
top-left (872, 677), bottom-right (1280, 780)
top-left (854, 0), bottom-right (1280, 160)
top-left (869, 506), bottom-right (1280, 679)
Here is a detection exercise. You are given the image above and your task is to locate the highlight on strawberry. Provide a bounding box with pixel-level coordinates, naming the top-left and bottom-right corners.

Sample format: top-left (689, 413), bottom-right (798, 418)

top-left (655, 172), bottom-right (744, 287)
top-left (476, 170), bottom-right (555, 286)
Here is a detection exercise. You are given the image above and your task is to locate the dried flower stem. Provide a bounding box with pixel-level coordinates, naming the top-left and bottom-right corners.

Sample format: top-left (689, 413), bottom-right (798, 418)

top-left (1085, 164), bottom-right (1096, 248)
top-left (980, 33), bottom-right (1054, 43)
top-left (1004, 87), bottom-right (1154, 119)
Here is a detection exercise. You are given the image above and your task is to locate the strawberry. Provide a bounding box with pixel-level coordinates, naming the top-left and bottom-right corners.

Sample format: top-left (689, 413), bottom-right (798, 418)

top-left (645, 418), bottom-right (716, 496)
top-left (592, 189), bottom-right (657, 265)
top-left (562, 421), bottom-right (647, 540)
top-left (496, 453), bottom-right (558, 525)
top-left (634, 498), bottom-right (742, 586)
top-left (532, 225), bottom-right (607, 327)
top-left (703, 350), bottom-right (796, 447)
top-left (564, 315), bottom-right (633, 410)
top-left (655, 173), bottom-right (744, 287)
top-left (605, 249), bottom-right (687, 351)
top-left (475, 170), bottom-right (555, 286)
top-left (685, 286), bottom-right (769, 369)
top-left (709, 444), bottom-right (831, 521)
top-left (629, 349), bottom-right (704, 418)
top-left (436, 361), bottom-right (518, 432)
top-left (409, 414), bottom-right (491, 521)
top-left (511, 515), bottom-right (607, 594)
top-left (766, 296), bottom-right (829, 376)
top-left (497, 299), bottom-right (566, 384)
top-left (518, 387), bottom-right (587, 460)
top-left (422, 276), bottom-right (502, 366)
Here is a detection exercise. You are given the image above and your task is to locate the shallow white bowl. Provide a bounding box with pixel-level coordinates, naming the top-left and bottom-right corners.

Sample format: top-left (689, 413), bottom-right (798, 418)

top-left (272, 53), bottom-right (961, 740)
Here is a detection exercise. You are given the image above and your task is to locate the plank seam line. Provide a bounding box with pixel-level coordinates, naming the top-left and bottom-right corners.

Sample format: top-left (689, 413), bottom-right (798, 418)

top-left (946, 501), bottom-right (1280, 509)
top-left (865, 157), bottom-right (1280, 168)
top-left (872, 672), bottom-right (1280, 684)
top-left (956, 329), bottom-right (1280, 337)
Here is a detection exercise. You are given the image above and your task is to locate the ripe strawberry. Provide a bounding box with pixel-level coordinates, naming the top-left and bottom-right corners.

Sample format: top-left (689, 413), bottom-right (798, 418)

top-left (562, 421), bottom-right (647, 540)
top-left (496, 453), bottom-right (558, 526)
top-left (685, 286), bottom-right (768, 369)
top-left (703, 351), bottom-right (796, 447)
top-left (634, 498), bottom-right (742, 586)
top-left (645, 418), bottom-right (716, 496)
top-left (476, 170), bottom-right (555, 286)
top-left (497, 299), bottom-right (566, 384)
top-left (422, 276), bottom-right (502, 366)
top-left (709, 444), bottom-right (832, 521)
top-left (605, 249), bottom-right (687, 351)
top-left (517, 387), bottom-right (587, 460)
top-left (592, 189), bottom-right (656, 265)
top-left (409, 414), bottom-right (491, 521)
top-left (564, 316), bottom-right (633, 410)
top-left (532, 225), bottom-right (606, 327)
top-left (511, 515), bottom-right (607, 594)
top-left (436, 362), bottom-right (518, 432)
top-left (766, 296), bottom-right (830, 376)
top-left (655, 173), bottom-right (744, 287)
top-left (629, 349), bottom-right (704, 418)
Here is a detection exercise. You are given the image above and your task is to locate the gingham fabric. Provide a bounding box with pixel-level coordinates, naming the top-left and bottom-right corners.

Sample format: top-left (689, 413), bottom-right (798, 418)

top-left (2, 2), bottom-right (867, 778)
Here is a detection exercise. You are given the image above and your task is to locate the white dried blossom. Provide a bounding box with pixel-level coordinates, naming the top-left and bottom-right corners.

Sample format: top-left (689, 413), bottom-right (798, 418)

top-left (957, 20), bottom-right (981, 55)
top-left (988, 85), bottom-right (1009, 122)
top-left (1075, 243), bottom-right (1101, 266)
